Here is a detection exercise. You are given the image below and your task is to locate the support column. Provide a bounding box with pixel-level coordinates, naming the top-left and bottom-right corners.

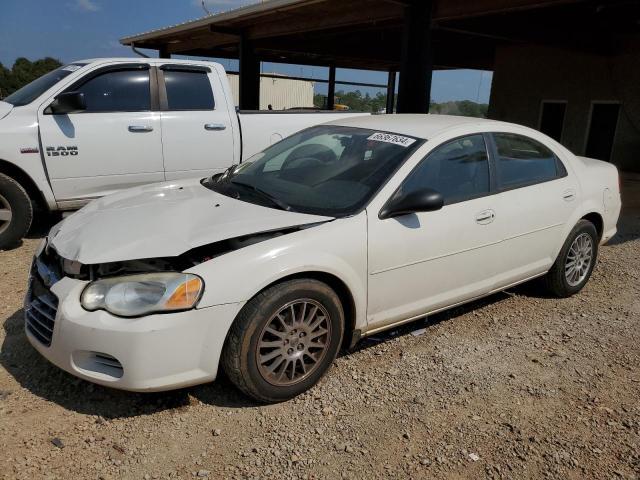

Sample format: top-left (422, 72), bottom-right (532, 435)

top-left (386, 71), bottom-right (396, 114)
top-left (159, 46), bottom-right (171, 59)
top-left (239, 34), bottom-right (260, 110)
top-left (327, 64), bottom-right (336, 110)
top-left (396, 0), bottom-right (433, 114)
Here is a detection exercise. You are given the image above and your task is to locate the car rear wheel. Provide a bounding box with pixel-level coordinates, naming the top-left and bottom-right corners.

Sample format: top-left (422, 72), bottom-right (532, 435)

top-left (0, 173), bottom-right (33, 250)
top-left (222, 278), bottom-right (344, 403)
top-left (544, 219), bottom-right (598, 297)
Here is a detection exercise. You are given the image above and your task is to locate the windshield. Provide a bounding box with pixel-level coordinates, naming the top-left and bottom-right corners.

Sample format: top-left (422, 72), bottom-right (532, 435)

top-left (3, 64), bottom-right (86, 106)
top-left (203, 125), bottom-right (423, 217)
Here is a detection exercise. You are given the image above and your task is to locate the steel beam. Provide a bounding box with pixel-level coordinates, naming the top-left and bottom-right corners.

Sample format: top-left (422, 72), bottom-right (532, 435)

top-left (327, 64), bottom-right (336, 110)
top-left (396, 0), bottom-right (433, 113)
top-left (239, 34), bottom-right (260, 110)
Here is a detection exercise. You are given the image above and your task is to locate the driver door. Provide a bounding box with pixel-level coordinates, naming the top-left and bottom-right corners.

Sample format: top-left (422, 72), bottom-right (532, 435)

top-left (38, 64), bottom-right (164, 204)
top-left (366, 134), bottom-right (503, 329)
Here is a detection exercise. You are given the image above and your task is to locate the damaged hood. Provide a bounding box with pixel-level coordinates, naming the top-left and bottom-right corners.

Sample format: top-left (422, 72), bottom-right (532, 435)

top-left (50, 178), bottom-right (332, 264)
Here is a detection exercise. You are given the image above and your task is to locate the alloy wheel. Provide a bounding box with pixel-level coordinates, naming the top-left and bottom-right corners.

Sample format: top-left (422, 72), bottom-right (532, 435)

top-left (565, 232), bottom-right (593, 287)
top-left (0, 193), bottom-right (12, 235)
top-left (256, 299), bottom-right (331, 386)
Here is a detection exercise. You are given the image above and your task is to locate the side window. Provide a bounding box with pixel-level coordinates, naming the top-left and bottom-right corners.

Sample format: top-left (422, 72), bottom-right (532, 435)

top-left (400, 134), bottom-right (490, 205)
top-left (74, 69), bottom-right (150, 112)
top-left (493, 133), bottom-right (562, 189)
top-left (163, 70), bottom-right (215, 110)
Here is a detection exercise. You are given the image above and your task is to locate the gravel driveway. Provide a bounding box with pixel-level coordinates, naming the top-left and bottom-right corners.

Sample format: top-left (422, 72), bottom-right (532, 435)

top-left (1, 197), bottom-right (639, 480)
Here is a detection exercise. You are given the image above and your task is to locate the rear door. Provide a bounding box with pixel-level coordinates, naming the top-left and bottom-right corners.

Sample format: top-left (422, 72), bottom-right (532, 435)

top-left (158, 64), bottom-right (236, 180)
top-left (38, 64), bottom-right (164, 204)
top-left (489, 132), bottom-right (579, 287)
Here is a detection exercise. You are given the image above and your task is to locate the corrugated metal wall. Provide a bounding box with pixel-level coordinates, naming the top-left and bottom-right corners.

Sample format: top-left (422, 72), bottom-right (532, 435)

top-left (227, 74), bottom-right (315, 110)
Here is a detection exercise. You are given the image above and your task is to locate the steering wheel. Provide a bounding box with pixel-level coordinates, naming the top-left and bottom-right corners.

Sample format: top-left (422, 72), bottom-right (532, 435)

top-left (281, 143), bottom-right (337, 170)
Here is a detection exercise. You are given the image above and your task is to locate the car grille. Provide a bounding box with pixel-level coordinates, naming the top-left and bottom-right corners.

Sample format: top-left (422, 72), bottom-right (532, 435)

top-left (25, 250), bottom-right (62, 347)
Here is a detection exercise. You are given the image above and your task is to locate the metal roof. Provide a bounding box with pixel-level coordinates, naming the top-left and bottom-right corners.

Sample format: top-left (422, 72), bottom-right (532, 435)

top-left (121, 0), bottom-right (306, 45)
top-left (120, 0), bottom-right (640, 71)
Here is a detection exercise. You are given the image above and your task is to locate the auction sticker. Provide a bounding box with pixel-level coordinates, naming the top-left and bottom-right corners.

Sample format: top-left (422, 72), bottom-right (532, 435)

top-left (367, 132), bottom-right (416, 147)
top-left (61, 65), bottom-right (83, 72)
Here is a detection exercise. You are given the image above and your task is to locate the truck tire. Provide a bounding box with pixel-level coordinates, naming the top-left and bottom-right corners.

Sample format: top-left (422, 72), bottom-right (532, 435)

top-left (0, 173), bottom-right (33, 250)
top-left (544, 219), bottom-right (598, 298)
top-left (222, 278), bottom-right (344, 403)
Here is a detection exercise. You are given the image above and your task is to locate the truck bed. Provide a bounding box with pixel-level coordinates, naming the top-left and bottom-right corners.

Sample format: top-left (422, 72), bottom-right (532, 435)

top-left (237, 110), bottom-right (368, 161)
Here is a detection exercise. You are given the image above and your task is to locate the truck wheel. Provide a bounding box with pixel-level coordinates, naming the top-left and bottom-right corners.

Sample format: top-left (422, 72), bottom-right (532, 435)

top-left (222, 279), bottom-right (344, 403)
top-left (0, 173), bottom-right (33, 250)
top-left (544, 219), bottom-right (598, 298)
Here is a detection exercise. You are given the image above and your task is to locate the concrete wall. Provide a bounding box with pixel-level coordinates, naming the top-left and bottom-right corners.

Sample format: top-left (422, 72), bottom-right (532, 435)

top-left (488, 36), bottom-right (640, 172)
top-left (226, 74), bottom-right (315, 110)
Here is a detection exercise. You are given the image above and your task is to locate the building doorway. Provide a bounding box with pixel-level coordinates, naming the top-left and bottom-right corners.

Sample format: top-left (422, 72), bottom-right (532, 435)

top-left (585, 102), bottom-right (621, 162)
top-left (539, 100), bottom-right (567, 142)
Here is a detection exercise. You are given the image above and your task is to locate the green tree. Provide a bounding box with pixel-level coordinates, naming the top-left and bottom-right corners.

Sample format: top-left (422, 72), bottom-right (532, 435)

top-left (0, 57), bottom-right (62, 99)
top-left (315, 89), bottom-right (488, 118)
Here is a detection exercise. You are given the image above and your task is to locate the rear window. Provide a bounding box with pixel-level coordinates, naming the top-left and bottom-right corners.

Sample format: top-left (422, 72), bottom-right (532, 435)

top-left (493, 133), bottom-right (562, 189)
top-left (164, 70), bottom-right (215, 110)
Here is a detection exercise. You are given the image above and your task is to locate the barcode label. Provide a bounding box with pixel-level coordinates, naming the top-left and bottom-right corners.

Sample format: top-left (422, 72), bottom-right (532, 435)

top-left (367, 132), bottom-right (417, 147)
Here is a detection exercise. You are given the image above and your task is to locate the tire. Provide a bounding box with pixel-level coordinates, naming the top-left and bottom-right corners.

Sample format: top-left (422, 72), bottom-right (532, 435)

top-left (0, 173), bottom-right (33, 250)
top-left (544, 219), bottom-right (599, 298)
top-left (222, 279), bottom-right (344, 403)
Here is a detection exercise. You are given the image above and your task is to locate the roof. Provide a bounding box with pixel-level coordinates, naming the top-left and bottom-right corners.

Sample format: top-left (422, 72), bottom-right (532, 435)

top-left (120, 0), bottom-right (303, 45)
top-left (119, 0), bottom-right (640, 71)
top-left (328, 114), bottom-right (507, 139)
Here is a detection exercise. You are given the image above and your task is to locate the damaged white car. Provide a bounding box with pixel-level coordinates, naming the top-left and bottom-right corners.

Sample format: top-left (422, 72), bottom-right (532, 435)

top-left (25, 115), bottom-right (621, 402)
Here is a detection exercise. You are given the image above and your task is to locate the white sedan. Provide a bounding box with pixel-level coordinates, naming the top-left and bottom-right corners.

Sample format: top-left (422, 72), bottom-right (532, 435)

top-left (25, 115), bottom-right (621, 402)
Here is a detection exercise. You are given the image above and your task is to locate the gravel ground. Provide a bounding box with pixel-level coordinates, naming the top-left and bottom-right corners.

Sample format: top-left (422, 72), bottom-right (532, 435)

top-left (1, 191), bottom-right (639, 480)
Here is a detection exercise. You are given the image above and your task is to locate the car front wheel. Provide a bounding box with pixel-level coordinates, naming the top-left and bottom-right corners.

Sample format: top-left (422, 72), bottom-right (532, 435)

top-left (222, 278), bottom-right (344, 403)
top-left (544, 219), bottom-right (599, 297)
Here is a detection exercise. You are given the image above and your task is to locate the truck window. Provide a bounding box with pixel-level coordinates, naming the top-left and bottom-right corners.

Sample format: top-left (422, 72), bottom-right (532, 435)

top-left (163, 70), bottom-right (215, 110)
top-left (74, 69), bottom-right (151, 112)
top-left (3, 64), bottom-right (86, 106)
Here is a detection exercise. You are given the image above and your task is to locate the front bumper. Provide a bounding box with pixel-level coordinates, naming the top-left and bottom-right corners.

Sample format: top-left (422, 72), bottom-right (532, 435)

top-left (25, 275), bottom-right (244, 392)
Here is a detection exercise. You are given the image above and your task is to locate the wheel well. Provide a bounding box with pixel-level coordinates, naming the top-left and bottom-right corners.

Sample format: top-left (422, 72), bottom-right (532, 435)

top-left (581, 212), bottom-right (603, 240)
top-left (0, 159), bottom-right (48, 211)
top-left (259, 271), bottom-right (357, 349)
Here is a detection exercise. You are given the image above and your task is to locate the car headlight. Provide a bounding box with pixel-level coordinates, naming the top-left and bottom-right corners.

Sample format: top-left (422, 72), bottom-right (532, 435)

top-left (81, 272), bottom-right (204, 317)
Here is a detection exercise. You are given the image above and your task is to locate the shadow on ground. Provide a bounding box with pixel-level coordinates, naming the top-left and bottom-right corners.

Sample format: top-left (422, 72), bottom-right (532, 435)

top-left (1, 308), bottom-right (258, 418)
top-left (2, 290), bottom-right (520, 418)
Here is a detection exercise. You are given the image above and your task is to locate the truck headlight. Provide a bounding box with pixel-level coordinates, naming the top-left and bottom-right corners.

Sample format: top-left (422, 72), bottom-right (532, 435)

top-left (81, 273), bottom-right (203, 317)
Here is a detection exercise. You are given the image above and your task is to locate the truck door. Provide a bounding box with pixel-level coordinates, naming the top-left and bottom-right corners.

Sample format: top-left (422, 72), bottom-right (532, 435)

top-left (157, 64), bottom-right (236, 180)
top-left (38, 63), bottom-right (164, 205)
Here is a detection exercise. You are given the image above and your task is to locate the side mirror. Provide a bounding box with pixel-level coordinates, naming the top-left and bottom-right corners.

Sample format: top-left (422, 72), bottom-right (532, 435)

top-left (49, 91), bottom-right (86, 114)
top-left (379, 188), bottom-right (444, 219)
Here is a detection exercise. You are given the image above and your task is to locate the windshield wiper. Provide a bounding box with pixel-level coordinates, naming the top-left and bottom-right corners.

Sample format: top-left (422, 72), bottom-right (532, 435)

top-left (230, 180), bottom-right (291, 211)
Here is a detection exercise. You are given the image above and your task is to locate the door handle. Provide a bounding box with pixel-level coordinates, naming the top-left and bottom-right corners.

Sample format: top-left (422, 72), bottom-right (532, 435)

top-left (128, 125), bottom-right (154, 133)
top-left (204, 123), bottom-right (226, 131)
top-left (562, 189), bottom-right (576, 201)
top-left (475, 210), bottom-right (495, 225)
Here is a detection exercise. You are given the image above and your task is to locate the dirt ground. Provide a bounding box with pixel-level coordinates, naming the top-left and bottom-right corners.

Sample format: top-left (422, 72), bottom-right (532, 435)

top-left (1, 180), bottom-right (639, 480)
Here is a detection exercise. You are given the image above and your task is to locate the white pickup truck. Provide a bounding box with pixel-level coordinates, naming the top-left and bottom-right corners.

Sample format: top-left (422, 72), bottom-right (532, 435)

top-left (0, 57), bottom-right (366, 249)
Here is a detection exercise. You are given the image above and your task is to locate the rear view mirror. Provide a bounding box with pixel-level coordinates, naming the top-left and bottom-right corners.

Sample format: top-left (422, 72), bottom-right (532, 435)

top-left (379, 188), bottom-right (444, 219)
top-left (49, 91), bottom-right (86, 114)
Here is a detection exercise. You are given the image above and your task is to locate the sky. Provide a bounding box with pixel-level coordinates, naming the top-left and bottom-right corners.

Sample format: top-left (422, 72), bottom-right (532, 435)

top-left (0, 0), bottom-right (493, 103)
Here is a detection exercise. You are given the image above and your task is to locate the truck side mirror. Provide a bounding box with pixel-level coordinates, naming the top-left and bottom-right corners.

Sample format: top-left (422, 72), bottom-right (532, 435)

top-left (49, 92), bottom-right (86, 114)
